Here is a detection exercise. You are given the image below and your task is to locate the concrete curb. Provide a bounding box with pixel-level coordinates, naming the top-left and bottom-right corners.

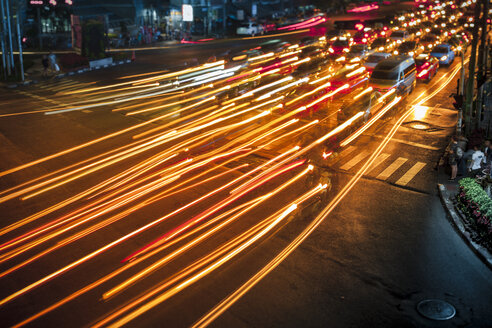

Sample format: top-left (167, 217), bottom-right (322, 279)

top-left (438, 183), bottom-right (492, 270)
top-left (3, 59), bottom-right (132, 89)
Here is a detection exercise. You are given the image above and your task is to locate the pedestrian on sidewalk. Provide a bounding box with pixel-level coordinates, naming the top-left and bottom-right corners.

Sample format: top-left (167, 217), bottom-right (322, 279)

top-left (468, 145), bottom-right (485, 178)
top-left (48, 51), bottom-right (57, 72)
top-left (42, 55), bottom-right (49, 78)
top-left (448, 136), bottom-right (462, 181)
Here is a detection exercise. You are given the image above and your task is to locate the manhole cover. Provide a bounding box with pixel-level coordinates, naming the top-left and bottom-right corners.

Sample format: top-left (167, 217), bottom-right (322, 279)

top-left (417, 299), bottom-right (456, 320)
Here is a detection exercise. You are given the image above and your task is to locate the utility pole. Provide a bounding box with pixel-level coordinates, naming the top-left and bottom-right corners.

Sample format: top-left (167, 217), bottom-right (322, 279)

top-left (477, 0), bottom-right (489, 84)
top-left (16, 16), bottom-right (23, 82)
top-left (5, 0), bottom-right (14, 77)
top-left (0, 0), bottom-right (11, 76)
top-left (37, 6), bottom-right (42, 49)
top-left (464, 1), bottom-right (482, 135)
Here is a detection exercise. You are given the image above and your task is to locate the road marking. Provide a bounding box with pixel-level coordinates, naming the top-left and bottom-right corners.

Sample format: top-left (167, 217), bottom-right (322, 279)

top-left (368, 153), bottom-right (391, 173)
top-left (376, 157), bottom-right (407, 180)
top-left (373, 135), bottom-right (440, 150)
top-left (340, 151), bottom-right (370, 171)
top-left (38, 80), bottom-right (76, 89)
top-left (332, 145), bottom-right (356, 163)
top-left (395, 162), bottom-right (426, 186)
top-left (16, 90), bottom-right (69, 107)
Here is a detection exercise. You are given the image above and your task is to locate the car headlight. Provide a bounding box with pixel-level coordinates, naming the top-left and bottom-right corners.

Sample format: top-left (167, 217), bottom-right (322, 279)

top-left (428, 44), bottom-right (433, 48)
top-left (394, 50), bottom-right (399, 55)
top-left (457, 46), bottom-right (462, 51)
top-left (397, 40), bottom-right (402, 44)
top-left (379, 46), bottom-right (384, 51)
top-left (409, 51), bottom-right (414, 56)
top-left (441, 55), bottom-right (448, 61)
top-left (343, 48), bottom-right (350, 52)
top-left (329, 47), bottom-right (334, 53)
top-left (362, 38), bottom-right (367, 43)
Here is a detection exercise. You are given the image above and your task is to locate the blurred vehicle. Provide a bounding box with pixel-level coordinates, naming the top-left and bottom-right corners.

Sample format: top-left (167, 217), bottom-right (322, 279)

top-left (420, 34), bottom-right (439, 50)
top-left (326, 29), bottom-right (350, 42)
top-left (328, 38), bottom-right (350, 56)
top-left (228, 49), bottom-right (264, 67)
top-left (293, 55), bottom-right (330, 77)
top-left (430, 44), bottom-right (455, 65)
top-left (407, 26), bottom-right (423, 38)
top-left (369, 55), bottom-right (416, 95)
top-left (371, 37), bottom-right (395, 52)
top-left (351, 30), bottom-right (377, 45)
top-left (300, 45), bottom-right (324, 58)
top-left (363, 52), bottom-right (392, 71)
top-left (347, 44), bottom-right (372, 60)
top-left (447, 36), bottom-right (466, 55)
top-left (395, 40), bottom-right (422, 57)
top-left (415, 54), bottom-right (439, 82)
top-left (236, 22), bottom-right (264, 36)
top-left (390, 30), bottom-right (411, 43)
top-left (337, 90), bottom-right (384, 124)
top-left (329, 64), bottom-right (369, 93)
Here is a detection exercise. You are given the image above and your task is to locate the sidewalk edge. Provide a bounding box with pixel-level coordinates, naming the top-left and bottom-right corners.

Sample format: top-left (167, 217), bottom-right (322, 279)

top-left (2, 59), bottom-right (133, 89)
top-left (438, 183), bottom-right (492, 270)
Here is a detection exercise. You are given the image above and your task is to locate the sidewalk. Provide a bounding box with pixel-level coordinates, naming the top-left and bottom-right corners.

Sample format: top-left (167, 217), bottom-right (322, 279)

top-left (437, 161), bottom-right (492, 269)
top-left (1, 55), bottom-right (132, 89)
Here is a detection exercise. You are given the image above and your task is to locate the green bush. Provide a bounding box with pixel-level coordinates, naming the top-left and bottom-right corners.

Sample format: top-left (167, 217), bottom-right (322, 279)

top-left (457, 178), bottom-right (492, 247)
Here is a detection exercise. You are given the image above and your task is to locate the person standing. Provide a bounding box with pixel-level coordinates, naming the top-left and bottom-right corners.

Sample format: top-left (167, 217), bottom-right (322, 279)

top-left (48, 51), bottom-right (57, 72)
top-left (469, 145), bottom-right (485, 177)
top-left (448, 136), bottom-right (462, 181)
top-left (41, 55), bottom-right (49, 78)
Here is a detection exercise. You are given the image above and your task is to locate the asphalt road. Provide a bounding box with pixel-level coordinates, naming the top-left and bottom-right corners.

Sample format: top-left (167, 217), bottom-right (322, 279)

top-left (0, 7), bottom-right (491, 328)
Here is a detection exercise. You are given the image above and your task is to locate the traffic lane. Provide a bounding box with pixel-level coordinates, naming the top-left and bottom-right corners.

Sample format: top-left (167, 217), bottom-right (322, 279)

top-left (212, 176), bottom-right (492, 327)
top-left (0, 164), bottom-right (317, 327)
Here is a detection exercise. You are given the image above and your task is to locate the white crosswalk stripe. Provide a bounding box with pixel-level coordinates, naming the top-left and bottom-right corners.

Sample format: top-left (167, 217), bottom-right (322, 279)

top-left (340, 151), bottom-right (370, 171)
top-left (376, 157), bottom-right (407, 180)
top-left (395, 162), bottom-right (426, 186)
top-left (332, 146), bottom-right (428, 186)
top-left (368, 153), bottom-right (391, 173)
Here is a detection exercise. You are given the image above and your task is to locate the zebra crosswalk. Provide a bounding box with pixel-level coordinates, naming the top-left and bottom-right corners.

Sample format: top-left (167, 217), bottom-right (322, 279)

top-left (34, 79), bottom-right (95, 93)
top-left (330, 146), bottom-right (428, 187)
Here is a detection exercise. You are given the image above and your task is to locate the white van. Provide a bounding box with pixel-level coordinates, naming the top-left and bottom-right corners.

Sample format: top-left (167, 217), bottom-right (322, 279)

top-left (390, 30), bottom-right (411, 44)
top-left (369, 55), bottom-right (417, 96)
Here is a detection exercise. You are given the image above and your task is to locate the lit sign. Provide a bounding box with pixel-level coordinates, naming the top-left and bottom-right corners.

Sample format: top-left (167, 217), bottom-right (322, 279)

top-left (182, 4), bottom-right (193, 22)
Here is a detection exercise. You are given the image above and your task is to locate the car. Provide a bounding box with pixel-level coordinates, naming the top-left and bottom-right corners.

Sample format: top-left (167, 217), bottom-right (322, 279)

top-left (363, 52), bottom-right (392, 71)
top-left (326, 29), bottom-right (350, 42)
top-left (347, 44), bottom-right (372, 60)
top-left (328, 38), bottom-right (350, 56)
top-left (415, 54), bottom-right (439, 82)
top-left (395, 40), bottom-right (422, 57)
top-left (236, 22), bottom-right (264, 36)
top-left (420, 34), bottom-right (439, 50)
top-left (370, 37), bottom-right (395, 52)
top-left (430, 44), bottom-right (455, 65)
top-left (390, 30), bottom-right (411, 44)
top-left (337, 91), bottom-right (384, 124)
top-left (329, 64), bottom-right (369, 93)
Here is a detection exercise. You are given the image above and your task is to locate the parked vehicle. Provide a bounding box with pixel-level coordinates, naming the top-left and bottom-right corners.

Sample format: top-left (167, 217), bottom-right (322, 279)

top-left (430, 44), bottom-right (455, 65)
top-left (236, 23), bottom-right (264, 36)
top-left (369, 55), bottom-right (417, 95)
top-left (415, 54), bottom-right (439, 82)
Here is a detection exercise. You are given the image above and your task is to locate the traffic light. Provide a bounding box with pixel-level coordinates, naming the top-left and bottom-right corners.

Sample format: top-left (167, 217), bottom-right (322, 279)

top-left (452, 94), bottom-right (463, 111)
